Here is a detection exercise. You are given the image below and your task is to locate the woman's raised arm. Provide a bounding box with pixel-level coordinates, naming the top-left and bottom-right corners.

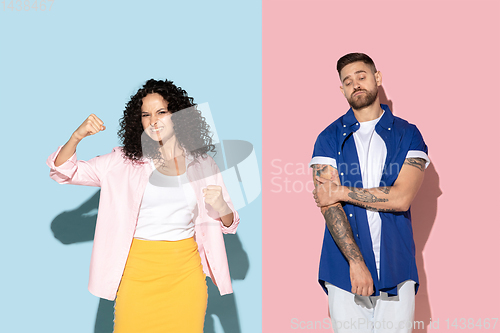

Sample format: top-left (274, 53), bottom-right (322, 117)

top-left (54, 114), bottom-right (106, 167)
top-left (47, 114), bottom-right (109, 187)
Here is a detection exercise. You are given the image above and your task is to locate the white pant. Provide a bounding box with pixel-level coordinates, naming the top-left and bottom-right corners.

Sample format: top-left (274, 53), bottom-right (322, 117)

top-left (326, 280), bottom-right (416, 333)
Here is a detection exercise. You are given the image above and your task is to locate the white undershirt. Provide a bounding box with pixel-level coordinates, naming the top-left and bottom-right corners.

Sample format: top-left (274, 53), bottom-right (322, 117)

top-left (134, 165), bottom-right (197, 241)
top-left (309, 112), bottom-right (430, 274)
top-left (352, 112), bottom-right (386, 272)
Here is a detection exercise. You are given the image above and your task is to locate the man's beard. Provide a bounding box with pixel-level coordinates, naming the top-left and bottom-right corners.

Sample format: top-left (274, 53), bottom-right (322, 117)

top-left (347, 88), bottom-right (378, 110)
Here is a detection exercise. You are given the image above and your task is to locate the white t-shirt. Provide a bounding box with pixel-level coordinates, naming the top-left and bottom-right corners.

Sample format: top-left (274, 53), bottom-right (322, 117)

top-left (352, 112), bottom-right (386, 272)
top-left (134, 163), bottom-right (197, 241)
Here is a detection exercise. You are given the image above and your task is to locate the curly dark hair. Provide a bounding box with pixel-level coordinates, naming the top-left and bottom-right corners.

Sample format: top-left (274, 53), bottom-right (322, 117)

top-left (118, 79), bottom-right (215, 164)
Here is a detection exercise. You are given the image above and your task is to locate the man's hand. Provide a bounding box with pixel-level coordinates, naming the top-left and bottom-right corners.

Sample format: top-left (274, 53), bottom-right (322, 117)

top-left (313, 175), bottom-right (341, 207)
top-left (314, 157), bottom-right (427, 212)
top-left (350, 261), bottom-right (374, 296)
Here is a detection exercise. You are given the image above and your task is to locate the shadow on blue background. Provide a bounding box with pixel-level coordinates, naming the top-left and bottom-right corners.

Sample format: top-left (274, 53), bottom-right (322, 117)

top-left (51, 188), bottom-right (249, 333)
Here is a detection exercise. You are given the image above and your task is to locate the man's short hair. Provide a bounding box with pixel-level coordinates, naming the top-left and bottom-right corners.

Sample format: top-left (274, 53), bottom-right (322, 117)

top-left (337, 53), bottom-right (377, 76)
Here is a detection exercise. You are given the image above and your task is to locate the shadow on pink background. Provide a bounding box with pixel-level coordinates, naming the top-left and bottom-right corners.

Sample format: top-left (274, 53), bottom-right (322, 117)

top-left (263, 0), bottom-right (499, 332)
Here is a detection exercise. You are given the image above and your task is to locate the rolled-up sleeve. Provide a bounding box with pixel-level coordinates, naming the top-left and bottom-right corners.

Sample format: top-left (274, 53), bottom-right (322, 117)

top-left (309, 130), bottom-right (338, 169)
top-left (405, 125), bottom-right (430, 168)
top-left (46, 145), bottom-right (108, 187)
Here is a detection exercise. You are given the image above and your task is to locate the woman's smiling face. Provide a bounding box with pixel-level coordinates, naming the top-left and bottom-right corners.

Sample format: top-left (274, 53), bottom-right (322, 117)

top-left (141, 93), bottom-right (175, 142)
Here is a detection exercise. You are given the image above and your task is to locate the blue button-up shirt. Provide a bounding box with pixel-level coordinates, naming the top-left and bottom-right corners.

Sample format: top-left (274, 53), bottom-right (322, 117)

top-left (310, 104), bottom-right (428, 296)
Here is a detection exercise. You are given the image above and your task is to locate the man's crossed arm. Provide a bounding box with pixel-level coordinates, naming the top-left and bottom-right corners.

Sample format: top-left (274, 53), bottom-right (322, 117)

top-left (313, 158), bottom-right (426, 212)
top-left (312, 164), bottom-right (374, 296)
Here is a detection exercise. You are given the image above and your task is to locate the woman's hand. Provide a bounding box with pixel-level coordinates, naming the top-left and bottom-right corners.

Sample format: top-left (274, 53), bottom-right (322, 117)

top-left (203, 185), bottom-right (234, 227)
top-left (203, 185), bottom-right (230, 213)
top-left (54, 114), bottom-right (105, 167)
top-left (72, 114), bottom-right (106, 141)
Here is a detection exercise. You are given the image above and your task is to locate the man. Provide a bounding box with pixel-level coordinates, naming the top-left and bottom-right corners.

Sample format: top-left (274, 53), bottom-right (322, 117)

top-left (310, 53), bottom-right (428, 332)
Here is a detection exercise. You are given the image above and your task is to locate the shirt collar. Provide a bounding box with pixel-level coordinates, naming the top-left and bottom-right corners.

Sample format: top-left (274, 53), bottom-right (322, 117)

top-left (342, 103), bottom-right (394, 131)
top-left (377, 104), bottom-right (394, 130)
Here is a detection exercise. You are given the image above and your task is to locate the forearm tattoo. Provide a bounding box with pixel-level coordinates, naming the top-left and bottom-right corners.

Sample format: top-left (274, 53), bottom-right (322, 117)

top-left (323, 204), bottom-right (364, 263)
top-left (347, 187), bottom-right (388, 203)
top-left (347, 202), bottom-right (397, 213)
top-left (404, 158), bottom-right (426, 171)
top-left (377, 186), bottom-right (391, 194)
top-left (313, 164), bottom-right (333, 180)
top-left (312, 164), bottom-right (364, 263)
top-left (345, 187), bottom-right (397, 212)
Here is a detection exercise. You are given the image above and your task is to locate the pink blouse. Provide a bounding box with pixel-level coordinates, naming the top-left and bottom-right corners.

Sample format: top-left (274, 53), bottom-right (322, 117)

top-left (46, 145), bottom-right (240, 300)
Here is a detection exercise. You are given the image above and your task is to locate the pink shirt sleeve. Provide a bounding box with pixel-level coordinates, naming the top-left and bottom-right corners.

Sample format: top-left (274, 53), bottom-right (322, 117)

top-left (211, 157), bottom-right (240, 234)
top-left (46, 145), bottom-right (111, 187)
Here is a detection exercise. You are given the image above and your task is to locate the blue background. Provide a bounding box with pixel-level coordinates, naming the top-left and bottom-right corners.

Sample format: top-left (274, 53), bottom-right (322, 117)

top-left (0, 1), bottom-right (261, 332)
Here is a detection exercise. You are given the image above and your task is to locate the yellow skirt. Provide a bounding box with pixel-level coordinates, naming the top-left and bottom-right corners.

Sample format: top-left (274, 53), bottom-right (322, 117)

top-left (113, 237), bottom-right (207, 333)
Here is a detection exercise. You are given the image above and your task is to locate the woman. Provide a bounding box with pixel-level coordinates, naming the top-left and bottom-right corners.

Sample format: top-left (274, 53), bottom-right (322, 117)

top-left (46, 79), bottom-right (239, 332)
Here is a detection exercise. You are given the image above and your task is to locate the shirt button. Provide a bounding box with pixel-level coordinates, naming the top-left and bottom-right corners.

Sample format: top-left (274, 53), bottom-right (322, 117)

top-left (340, 172), bottom-right (344, 176)
top-left (338, 152), bottom-right (341, 155)
top-left (388, 127), bottom-right (391, 130)
top-left (343, 124), bottom-right (346, 127)
top-left (349, 214), bottom-right (353, 217)
top-left (356, 234), bottom-right (359, 237)
top-left (356, 123), bottom-right (359, 125)
top-left (343, 133), bottom-right (346, 136)
top-left (202, 233), bottom-right (205, 236)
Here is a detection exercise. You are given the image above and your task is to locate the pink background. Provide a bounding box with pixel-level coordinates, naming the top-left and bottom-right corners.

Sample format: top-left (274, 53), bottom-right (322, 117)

top-left (263, 0), bottom-right (500, 332)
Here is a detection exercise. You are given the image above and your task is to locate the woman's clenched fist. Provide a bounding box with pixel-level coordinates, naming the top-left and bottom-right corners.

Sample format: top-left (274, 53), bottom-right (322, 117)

top-left (202, 185), bottom-right (229, 213)
top-left (72, 114), bottom-right (106, 141)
